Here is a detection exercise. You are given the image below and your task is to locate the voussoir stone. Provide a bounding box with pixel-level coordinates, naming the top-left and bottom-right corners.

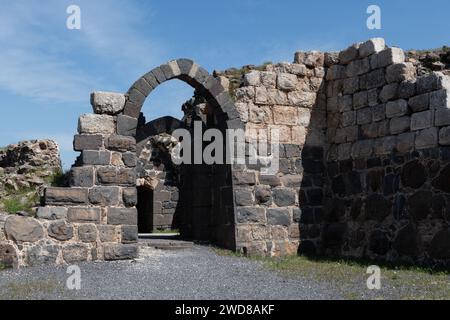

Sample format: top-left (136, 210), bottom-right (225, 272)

top-left (91, 91), bottom-right (125, 115)
top-left (5, 216), bottom-right (44, 242)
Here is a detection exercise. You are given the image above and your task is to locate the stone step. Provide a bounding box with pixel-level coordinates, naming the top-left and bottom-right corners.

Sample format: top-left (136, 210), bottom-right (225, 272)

top-left (138, 234), bottom-right (194, 250)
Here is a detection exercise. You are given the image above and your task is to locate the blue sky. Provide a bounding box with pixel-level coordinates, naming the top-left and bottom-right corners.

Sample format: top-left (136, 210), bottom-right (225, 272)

top-left (0, 0), bottom-right (448, 169)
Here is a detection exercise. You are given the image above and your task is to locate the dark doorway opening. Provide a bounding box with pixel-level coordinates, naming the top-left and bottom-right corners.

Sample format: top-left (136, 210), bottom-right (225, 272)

top-left (137, 187), bottom-right (154, 233)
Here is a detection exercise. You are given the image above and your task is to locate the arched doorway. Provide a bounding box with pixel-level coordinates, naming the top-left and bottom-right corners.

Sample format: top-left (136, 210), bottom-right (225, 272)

top-left (124, 59), bottom-right (243, 249)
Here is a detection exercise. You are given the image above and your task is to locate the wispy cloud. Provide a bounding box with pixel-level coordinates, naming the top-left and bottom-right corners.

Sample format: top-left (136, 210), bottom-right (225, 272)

top-left (0, 0), bottom-right (165, 103)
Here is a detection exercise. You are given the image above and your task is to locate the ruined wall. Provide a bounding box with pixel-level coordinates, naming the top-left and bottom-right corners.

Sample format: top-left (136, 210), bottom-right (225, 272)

top-left (322, 39), bottom-right (450, 266)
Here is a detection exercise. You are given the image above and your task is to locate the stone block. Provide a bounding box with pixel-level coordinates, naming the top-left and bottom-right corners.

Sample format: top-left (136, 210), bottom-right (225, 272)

top-left (396, 132), bottom-right (415, 153)
top-left (78, 224), bottom-right (98, 242)
top-left (410, 110), bottom-right (433, 131)
top-left (338, 95), bottom-right (353, 113)
top-left (358, 38), bottom-right (385, 57)
top-left (78, 114), bottom-right (115, 134)
top-left (326, 65), bottom-right (346, 80)
top-left (378, 47), bottom-right (405, 67)
top-left (360, 122), bottom-right (379, 139)
top-left (267, 89), bottom-right (288, 105)
top-left (439, 126), bottom-right (450, 145)
top-left (258, 174), bottom-right (281, 187)
top-left (117, 115), bottom-right (138, 137)
top-left (106, 135), bottom-right (136, 152)
top-left (389, 116), bottom-right (411, 134)
top-left (365, 69), bottom-right (386, 89)
top-left (408, 93), bottom-right (429, 113)
top-left (121, 225), bottom-right (138, 244)
top-left (416, 73), bottom-right (443, 94)
top-left (385, 63), bottom-right (415, 83)
top-left (430, 89), bottom-right (450, 108)
top-left (36, 207), bottom-right (67, 220)
top-left (415, 127), bottom-right (438, 149)
top-left (343, 77), bottom-right (359, 94)
top-left (48, 221), bottom-right (73, 241)
top-left (4, 216), bottom-right (44, 242)
top-left (63, 244), bottom-right (89, 263)
top-left (254, 185), bottom-right (272, 205)
top-left (243, 71), bottom-right (261, 86)
top-left (70, 167), bottom-right (94, 188)
top-left (82, 150), bottom-right (111, 166)
top-left (267, 208), bottom-right (291, 226)
top-left (353, 91), bottom-right (368, 109)
top-left (233, 171), bottom-right (256, 185)
top-left (398, 80), bottom-right (416, 99)
top-left (341, 111), bottom-right (356, 127)
top-left (351, 140), bottom-right (373, 158)
top-left (67, 207), bottom-right (101, 223)
top-left (380, 83), bottom-right (399, 102)
top-left (273, 188), bottom-right (296, 206)
top-left (107, 207), bottom-right (137, 225)
top-left (122, 152), bottom-right (137, 167)
top-left (103, 244), bottom-right (138, 260)
top-left (235, 189), bottom-right (254, 206)
top-left (277, 73), bottom-right (298, 91)
top-left (97, 167), bottom-right (136, 186)
top-left (90, 91), bottom-right (125, 115)
top-left (98, 225), bottom-right (117, 242)
top-left (435, 108), bottom-right (450, 126)
top-left (89, 186), bottom-right (120, 206)
top-left (346, 58), bottom-right (370, 77)
top-left (356, 107), bottom-right (372, 125)
top-left (339, 43), bottom-right (360, 64)
top-left (236, 207), bottom-right (266, 223)
top-left (122, 188), bottom-right (138, 207)
top-left (300, 51), bottom-right (325, 67)
top-left (374, 136), bottom-right (397, 155)
top-left (260, 71), bottom-right (277, 87)
top-left (373, 104), bottom-right (386, 122)
top-left (273, 106), bottom-right (297, 125)
top-left (73, 134), bottom-right (103, 151)
top-left (26, 244), bottom-right (59, 267)
top-left (0, 244), bottom-right (18, 268)
top-left (45, 187), bottom-right (88, 205)
top-left (386, 99), bottom-right (408, 118)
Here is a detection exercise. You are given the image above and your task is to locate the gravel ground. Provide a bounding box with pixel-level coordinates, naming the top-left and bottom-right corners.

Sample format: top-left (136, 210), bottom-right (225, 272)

top-left (0, 245), bottom-right (447, 300)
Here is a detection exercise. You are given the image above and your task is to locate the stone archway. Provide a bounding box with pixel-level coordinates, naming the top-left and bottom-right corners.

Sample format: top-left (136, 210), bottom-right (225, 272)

top-left (122, 59), bottom-right (244, 248)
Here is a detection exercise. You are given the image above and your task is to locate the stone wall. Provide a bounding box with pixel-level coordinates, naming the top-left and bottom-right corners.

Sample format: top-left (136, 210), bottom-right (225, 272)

top-left (1, 41), bottom-right (449, 268)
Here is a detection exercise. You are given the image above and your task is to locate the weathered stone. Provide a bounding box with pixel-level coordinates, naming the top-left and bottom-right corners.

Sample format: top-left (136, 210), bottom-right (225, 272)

top-left (254, 185), bottom-right (272, 205)
top-left (107, 207), bottom-right (137, 225)
top-left (97, 167), bottom-right (136, 185)
top-left (277, 73), bottom-right (298, 91)
top-left (439, 126), bottom-right (450, 145)
top-left (36, 207), bottom-right (67, 220)
top-left (346, 58), bottom-right (370, 77)
top-left (379, 83), bottom-right (398, 102)
top-left (396, 132), bottom-right (415, 153)
top-left (235, 188), bottom-right (254, 206)
top-left (45, 187), bottom-right (88, 205)
top-left (73, 134), bottom-right (103, 151)
top-left (70, 166), bottom-right (94, 188)
top-left (369, 230), bottom-right (390, 255)
top-left (356, 107), bottom-right (372, 125)
top-left (98, 225), bottom-right (117, 242)
top-left (435, 108), bottom-right (450, 126)
top-left (353, 91), bottom-right (368, 109)
top-left (67, 207), bottom-right (101, 223)
top-left (365, 69), bottom-right (385, 89)
top-left (408, 190), bottom-right (432, 220)
top-left (408, 93), bottom-right (429, 112)
top-left (260, 71), bottom-right (277, 87)
top-left (322, 222), bottom-right (347, 246)
top-left (398, 80), bottom-right (416, 99)
top-left (359, 38), bottom-right (385, 57)
top-left (26, 244), bottom-right (59, 267)
top-left (326, 65), bottom-right (346, 80)
top-left (343, 77), bottom-right (359, 94)
top-left (0, 243), bottom-right (18, 268)
top-left (341, 111), bottom-right (355, 127)
top-left (258, 174), bottom-right (281, 187)
top-left (415, 127), bottom-right (438, 149)
top-left (287, 91), bottom-right (316, 107)
top-left (106, 135), bottom-right (136, 152)
top-left (378, 47), bottom-right (405, 67)
top-left (122, 188), bottom-right (137, 207)
top-left (236, 207), bottom-right (266, 223)
top-left (48, 221), bottom-right (73, 241)
top-left (365, 194), bottom-right (391, 221)
top-left (432, 163), bottom-right (450, 193)
top-left (78, 114), bottom-right (115, 134)
top-left (393, 224), bottom-right (418, 257)
top-left (243, 71), bottom-right (261, 86)
top-left (416, 73), bottom-right (443, 94)
top-left (410, 110), bottom-right (432, 131)
top-left (78, 224), bottom-right (98, 242)
top-left (103, 244), bottom-right (138, 260)
top-left (352, 140), bottom-right (373, 158)
top-left (430, 89), bottom-right (450, 108)
top-left (389, 116), bottom-right (410, 134)
top-left (385, 63), bottom-right (415, 83)
top-left (63, 244), bottom-right (89, 263)
top-left (121, 225), bottom-right (138, 244)
top-left (300, 51), bottom-right (325, 68)
top-left (360, 122), bottom-right (379, 139)
top-left (89, 186), bottom-right (120, 206)
top-left (273, 188), bottom-right (296, 206)
top-left (267, 208), bottom-right (291, 226)
top-left (91, 92), bottom-right (125, 115)
top-left (273, 106), bottom-right (297, 125)
top-left (4, 216), bottom-right (44, 242)
top-left (386, 99), bottom-right (408, 118)
top-left (233, 171), bottom-right (256, 185)
top-left (122, 152), bottom-right (137, 167)
top-left (401, 160), bottom-right (426, 188)
top-left (117, 114), bottom-right (138, 137)
top-left (82, 150), bottom-right (111, 165)
top-left (339, 44), bottom-right (360, 64)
